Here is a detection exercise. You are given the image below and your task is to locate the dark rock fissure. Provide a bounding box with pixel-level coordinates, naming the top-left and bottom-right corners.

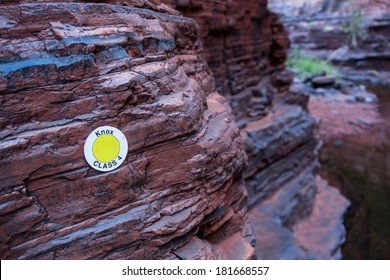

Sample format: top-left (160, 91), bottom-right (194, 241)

top-left (270, 0), bottom-right (390, 259)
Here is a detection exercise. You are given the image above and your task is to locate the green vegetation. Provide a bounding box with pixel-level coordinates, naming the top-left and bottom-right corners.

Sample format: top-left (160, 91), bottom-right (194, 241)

top-left (342, 1), bottom-right (368, 48)
top-left (287, 49), bottom-right (339, 78)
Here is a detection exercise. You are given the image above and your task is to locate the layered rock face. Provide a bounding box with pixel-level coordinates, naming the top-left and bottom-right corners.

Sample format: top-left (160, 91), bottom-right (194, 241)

top-left (274, 0), bottom-right (390, 85)
top-left (167, 0), bottom-right (350, 259)
top-left (0, 2), bottom-right (253, 259)
top-left (167, 0), bottom-right (290, 126)
top-left (268, 0), bottom-right (390, 17)
top-left (0, 0), bottom-right (350, 260)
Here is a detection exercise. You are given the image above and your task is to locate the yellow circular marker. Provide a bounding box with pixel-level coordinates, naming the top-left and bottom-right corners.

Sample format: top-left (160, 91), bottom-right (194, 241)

top-left (84, 126), bottom-right (128, 172)
top-left (92, 134), bottom-right (120, 163)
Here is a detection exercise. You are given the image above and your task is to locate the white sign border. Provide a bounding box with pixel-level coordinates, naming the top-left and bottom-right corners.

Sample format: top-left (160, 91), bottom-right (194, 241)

top-left (84, 125), bottom-right (128, 172)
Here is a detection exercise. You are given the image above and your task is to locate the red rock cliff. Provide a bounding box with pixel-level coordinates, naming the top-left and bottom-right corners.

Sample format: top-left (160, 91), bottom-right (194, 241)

top-left (0, 1), bottom-right (253, 259)
top-left (0, 0), bottom-right (350, 260)
top-left (168, 0), bottom-right (350, 259)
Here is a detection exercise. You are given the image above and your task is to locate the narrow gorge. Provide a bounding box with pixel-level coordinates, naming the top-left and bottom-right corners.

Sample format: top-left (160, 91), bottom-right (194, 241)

top-left (0, 0), bottom-right (349, 259)
top-left (269, 0), bottom-right (390, 259)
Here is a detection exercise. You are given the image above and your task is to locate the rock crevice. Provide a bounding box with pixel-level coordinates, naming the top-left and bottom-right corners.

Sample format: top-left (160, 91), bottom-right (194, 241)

top-left (171, 0), bottom-right (350, 259)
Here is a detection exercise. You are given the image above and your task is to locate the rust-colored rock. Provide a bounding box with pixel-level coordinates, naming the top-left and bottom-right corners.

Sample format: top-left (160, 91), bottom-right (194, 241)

top-left (170, 0), bottom-right (350, 259)
top-left (169, 0), bottom-right (291, 126)
top-left (1, 0), bottom-right (350, 260)
top-left (249, 176), bottom-right (350, 259)
top-left (269, 0), bottom-right (390, 17)
top-left (311, 75), bottom-right (336, 87)
top-left (0, 1), bottom-right (251, 259)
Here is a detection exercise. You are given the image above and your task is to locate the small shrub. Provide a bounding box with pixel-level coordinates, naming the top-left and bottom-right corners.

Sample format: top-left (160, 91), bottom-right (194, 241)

top-left (341, 3), bottom-right (368, 48)
top-left (287, 49), bottom-right (339, 78)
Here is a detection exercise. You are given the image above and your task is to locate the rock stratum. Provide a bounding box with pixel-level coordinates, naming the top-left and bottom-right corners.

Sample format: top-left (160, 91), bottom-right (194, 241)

top-left (268, 0), bottom-right (390, 18)
top-left (0, 1), bottom-right (252, 260)
top-left (169, 0), bottom-right (349, 259)
top-left (1, 0), bottom-right (349, 260)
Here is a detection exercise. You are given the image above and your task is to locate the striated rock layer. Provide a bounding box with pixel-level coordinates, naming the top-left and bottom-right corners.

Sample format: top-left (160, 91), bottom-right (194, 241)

top-left (0, 2), bottom-right (254, 259)
top-left (167, 0), bottom-right (290, 126)
top-left (168, 0), bottom-right (350, 259)
top-left (0, 0), bottom-right (350, 260)
top-left (268, 0), bottom-right (390, 18)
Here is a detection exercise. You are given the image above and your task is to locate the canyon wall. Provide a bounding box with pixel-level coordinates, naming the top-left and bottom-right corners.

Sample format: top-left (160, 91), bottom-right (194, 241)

top-left (272, 0), bottom-right (390, 260)
top-left (166, 1), bottom-right (310, 195)
top-left (276, 0), bottom-right (390, 85)
top-left (268, 0), bottom-right (390, 17)
top-left (167, 0), bottom-right (350, 259)
top-left (0, 1), bottom-right (254, 259)
top-left (0, 0), bottom-right (349, 259)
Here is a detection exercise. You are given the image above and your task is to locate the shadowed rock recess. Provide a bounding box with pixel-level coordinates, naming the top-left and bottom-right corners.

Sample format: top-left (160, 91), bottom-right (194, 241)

top-left (0, 0), bottom-right (348, 260)
top-left (168, 0), bottom-right (349, 259)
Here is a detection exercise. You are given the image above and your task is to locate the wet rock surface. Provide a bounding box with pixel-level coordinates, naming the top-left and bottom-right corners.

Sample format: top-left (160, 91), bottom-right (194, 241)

top-left (309, 83), bottom-right (390, 259)
top-left (249, 176), bottom-right (350, 259)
